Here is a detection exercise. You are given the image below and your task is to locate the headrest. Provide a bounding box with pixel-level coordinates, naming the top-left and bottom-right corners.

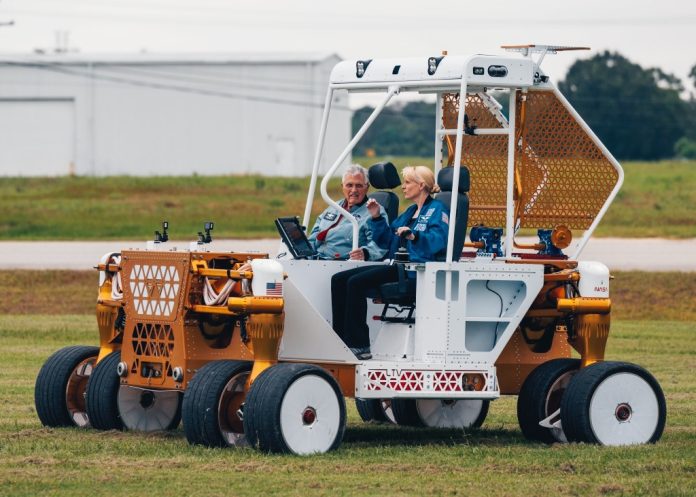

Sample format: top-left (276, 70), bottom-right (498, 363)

top-left (437, 166), bottom-right (470, 194)
top-left (368, 162), bottom-right (401, 189)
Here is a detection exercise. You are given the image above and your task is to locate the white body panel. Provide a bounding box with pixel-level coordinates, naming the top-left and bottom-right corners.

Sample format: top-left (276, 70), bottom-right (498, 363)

top-left (577, 261), bottom-right (611, 298)
top-left (275, 257), bottom-right (543, 400)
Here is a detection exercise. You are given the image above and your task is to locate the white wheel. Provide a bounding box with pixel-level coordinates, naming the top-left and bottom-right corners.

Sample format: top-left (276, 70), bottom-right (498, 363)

top-left (244, 363), bottom-right (346, 454)
top-left (588, 373), bottom-right (660, 445)
top-left (561, 361), bottom-right (666, 446)
top-left (416, 399), bottom-right (489, 429)
top-left (280, 375), bottom-right (342, 455)
top-left (117, 386), bottom-right (181, 432)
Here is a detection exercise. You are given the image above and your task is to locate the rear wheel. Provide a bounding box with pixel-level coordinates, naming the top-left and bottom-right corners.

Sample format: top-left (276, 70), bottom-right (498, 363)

top-left (182, 360), bottom-right (252, 447)
top-left (35, 345), bottom-right (99, 427)
top-left (561, 361), bottom-right (666, 446)
top-left (244, 363), bottom-right (346, 454)
top-left (416, 399), bottom-right (489, 429)
top-left (517, 358), bottom-right (580, 443)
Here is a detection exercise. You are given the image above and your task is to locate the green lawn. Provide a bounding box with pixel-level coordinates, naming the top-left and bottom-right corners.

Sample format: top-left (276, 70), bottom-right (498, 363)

top-left (1, 315), bottom-right (694, 497)
top-left (1, 160), bottom-right (694, 240)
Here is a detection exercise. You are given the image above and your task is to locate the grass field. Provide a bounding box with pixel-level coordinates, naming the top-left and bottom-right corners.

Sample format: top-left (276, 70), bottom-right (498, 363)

top-left (0, 271), bottom-right (695, 496)
top-left (1, 160), bottom-right (694, 240)
top-left (1, 317), bottom-right (694, 497)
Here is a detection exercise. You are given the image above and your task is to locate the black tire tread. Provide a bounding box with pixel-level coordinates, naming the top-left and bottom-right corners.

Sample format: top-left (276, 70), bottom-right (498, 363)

top-left (355, 398), bottom-right (389, 423)
top-left (391, 398), bottom-right (424, 427)
top-left (35, 345), bottom-right (100, 427)
top-left (517, 358), bottom-right (581, 443)
top-left (181, 360), bottom-right (252, 447)
top-left (85, 350), bottom-right (123, 430)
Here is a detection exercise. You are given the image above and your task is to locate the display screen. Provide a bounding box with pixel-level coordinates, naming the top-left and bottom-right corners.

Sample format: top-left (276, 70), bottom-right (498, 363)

top-left (275, 217), bottom-right (317, 259)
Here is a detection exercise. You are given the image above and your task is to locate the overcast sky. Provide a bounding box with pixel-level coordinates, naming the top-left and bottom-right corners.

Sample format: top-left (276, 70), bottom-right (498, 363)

top-left (2, 0), bottom-right (695, 101)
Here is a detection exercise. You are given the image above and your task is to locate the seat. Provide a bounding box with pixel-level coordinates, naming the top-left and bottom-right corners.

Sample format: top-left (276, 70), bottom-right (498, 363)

top-left (434, 166), bottom-right (470, 262)
top-left (367, 161), bottom-right (401, 223)
top-left (376, 166), bottom-right (470, 322)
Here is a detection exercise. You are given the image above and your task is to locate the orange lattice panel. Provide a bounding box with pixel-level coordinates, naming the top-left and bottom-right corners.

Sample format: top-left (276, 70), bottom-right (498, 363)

top-left (516, 90), bottom-right (618, 229)
top-left (442, 93), bottom-right (508, 227)
top-left (441, 91), bottom-right (619, 229)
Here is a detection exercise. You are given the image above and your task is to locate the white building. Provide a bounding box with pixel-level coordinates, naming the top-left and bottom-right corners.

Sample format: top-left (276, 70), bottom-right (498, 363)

top-left (0, 53), bottom-right (350, 177)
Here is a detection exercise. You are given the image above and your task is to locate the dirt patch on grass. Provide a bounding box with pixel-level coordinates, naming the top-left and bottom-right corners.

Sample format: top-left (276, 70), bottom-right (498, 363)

top-left (0, 269), bottom-right (693, 320)
top-left (0, 270), bottom-right (95, 314)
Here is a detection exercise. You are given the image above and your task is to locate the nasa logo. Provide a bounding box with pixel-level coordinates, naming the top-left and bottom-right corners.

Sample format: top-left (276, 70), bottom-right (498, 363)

top-left (594, 286), bottom-right (608, 293)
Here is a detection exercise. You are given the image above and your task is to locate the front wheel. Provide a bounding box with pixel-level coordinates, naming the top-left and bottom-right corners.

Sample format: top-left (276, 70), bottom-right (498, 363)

top-left (244, 363), bottom-right (346, 454)
top-left (561, 361), bottom-right (666, 446)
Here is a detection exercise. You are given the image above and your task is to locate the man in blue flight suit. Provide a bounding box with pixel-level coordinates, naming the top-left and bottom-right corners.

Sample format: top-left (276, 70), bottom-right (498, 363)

top-left (308, 164), bottom-right (388, 261)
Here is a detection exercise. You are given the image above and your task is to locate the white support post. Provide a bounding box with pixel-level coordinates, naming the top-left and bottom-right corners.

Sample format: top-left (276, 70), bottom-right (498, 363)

top-left (445, 79), bottom-right (468, 264)
top-left (434, 92), bottom-right (443, 176)
top-left (504, 90), bottom-right (517, 259)
top-left (320, 86), bottom-right (399, 251)
top-left (302, 87), bottom-right (334, 228)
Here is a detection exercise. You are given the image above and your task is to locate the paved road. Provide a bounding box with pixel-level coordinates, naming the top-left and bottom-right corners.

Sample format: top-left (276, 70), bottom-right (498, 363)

top-left (0, 237), bottom-right (694, 271)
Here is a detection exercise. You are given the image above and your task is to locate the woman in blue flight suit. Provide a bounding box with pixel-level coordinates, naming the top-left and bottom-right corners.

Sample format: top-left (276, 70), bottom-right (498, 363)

top-left (331, 166), bottom-right (450, 359)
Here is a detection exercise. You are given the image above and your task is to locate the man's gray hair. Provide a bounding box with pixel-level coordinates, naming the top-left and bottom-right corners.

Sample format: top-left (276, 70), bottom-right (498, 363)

top-left (342, 164), bottom-right (369, 185)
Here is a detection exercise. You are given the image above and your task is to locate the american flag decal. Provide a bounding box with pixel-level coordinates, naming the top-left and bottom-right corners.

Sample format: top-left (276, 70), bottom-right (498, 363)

top-left (265, 281), bottom-right (283, 296)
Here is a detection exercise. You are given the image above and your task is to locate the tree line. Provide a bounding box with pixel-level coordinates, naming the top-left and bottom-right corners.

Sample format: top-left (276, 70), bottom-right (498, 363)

top-left (351, 51), bottom-right (696, 161)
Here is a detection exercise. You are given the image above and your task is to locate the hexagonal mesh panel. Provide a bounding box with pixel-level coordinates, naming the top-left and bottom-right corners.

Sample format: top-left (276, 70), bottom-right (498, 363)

top-left (515, 90), bottom-right (619, 229)
top-left (441, 90), bottom-right (619, 229)
top-left (443, 92), bottom-right (508, 227)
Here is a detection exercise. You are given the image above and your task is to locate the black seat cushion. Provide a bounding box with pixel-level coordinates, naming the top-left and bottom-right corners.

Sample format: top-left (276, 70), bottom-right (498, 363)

top-left (368, 162), bottom-right (401, 223)
top-left (368, 191), bottom-right (399, 224)
top-left (368, 162), bottom-right (401, 189)
top-left (379, 279), bottom-right (417, 306)
top-left (434, 166), bottom-right (470, 261)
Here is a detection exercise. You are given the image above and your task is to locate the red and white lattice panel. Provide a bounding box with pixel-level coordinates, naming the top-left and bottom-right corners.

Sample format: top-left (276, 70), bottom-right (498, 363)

top-left (361, 368), bottom-right (495, 397)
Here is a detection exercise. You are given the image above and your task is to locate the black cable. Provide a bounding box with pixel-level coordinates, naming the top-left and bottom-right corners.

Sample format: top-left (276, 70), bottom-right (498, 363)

top-left (485, 280), bottom-right (504, 344)
top-left (3, 60), bottom-right (348, 110)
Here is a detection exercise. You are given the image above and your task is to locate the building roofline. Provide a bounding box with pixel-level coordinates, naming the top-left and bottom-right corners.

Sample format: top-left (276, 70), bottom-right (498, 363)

top-left (0, 52), bottom-right (341, 66)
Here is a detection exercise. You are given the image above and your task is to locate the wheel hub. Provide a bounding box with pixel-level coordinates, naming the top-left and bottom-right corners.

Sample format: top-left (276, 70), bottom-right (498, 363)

top-left (139, 390), bottom-right (156, 410)
top-left (302, 407), bottom-right (317, 425)
top-left (615, 403), bottom-right (632, 422)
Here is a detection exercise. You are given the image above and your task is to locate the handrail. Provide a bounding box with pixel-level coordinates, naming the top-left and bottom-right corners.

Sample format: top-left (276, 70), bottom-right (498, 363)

top-left (302, 87), bottom-right (334, 228)
top-left (319, 86), bottom-right (399, 251)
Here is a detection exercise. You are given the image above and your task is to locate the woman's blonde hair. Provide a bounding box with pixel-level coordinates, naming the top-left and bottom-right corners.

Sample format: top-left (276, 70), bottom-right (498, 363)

top-left (402, 166), bottom-right (441, 194)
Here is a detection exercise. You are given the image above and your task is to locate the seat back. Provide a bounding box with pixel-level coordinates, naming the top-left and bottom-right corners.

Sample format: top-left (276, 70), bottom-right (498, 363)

top-left (434, 166), bottom-right (470, 262)
top-left (367, 161), bottom-right (401, 223)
